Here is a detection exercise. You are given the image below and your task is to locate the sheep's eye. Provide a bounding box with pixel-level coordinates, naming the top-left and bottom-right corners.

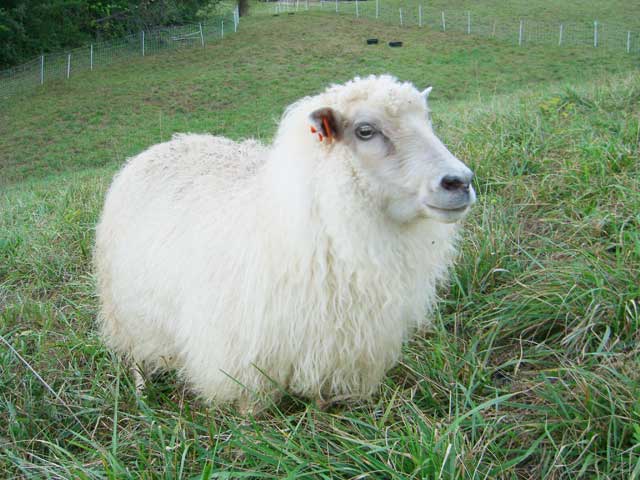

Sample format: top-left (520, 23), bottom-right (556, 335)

top-left (355, 124), bottom-right (376, 141)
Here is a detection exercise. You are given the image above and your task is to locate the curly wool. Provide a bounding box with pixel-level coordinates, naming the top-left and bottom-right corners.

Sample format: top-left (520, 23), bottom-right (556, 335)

top-left (94, 75), bottom-right (461, 404)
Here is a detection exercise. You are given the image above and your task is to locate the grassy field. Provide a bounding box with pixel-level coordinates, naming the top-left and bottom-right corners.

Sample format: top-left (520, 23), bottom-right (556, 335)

top-left (2, 12), bottom-right (637, 186)
top-left (255, 0), bottom-right (640, 43)
top-left (346, 0), bottom-right (640, 27)
top-left (1, 6), bottom-right (640, 479)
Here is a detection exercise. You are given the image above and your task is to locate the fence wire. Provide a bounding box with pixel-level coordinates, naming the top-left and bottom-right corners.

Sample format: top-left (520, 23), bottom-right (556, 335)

top-left (2, 2), bottom-right (638, 100)
top-left (263, 0), bottom-right (639, 53)
top-left (0, 10), bottom-right (238, 99)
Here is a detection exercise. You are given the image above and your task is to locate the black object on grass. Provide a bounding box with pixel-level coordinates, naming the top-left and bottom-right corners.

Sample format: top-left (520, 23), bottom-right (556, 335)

top-left (367, 38), bottom-right (379, 45)
top-left (389, 41), bottom-right (403, 47)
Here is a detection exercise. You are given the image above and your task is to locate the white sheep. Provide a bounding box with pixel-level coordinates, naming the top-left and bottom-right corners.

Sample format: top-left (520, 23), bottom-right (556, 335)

top-left (94, 75), bottom-right (475, 408)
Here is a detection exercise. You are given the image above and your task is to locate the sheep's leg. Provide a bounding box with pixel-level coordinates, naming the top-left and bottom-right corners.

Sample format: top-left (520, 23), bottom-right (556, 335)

top-left (237, 392), bottom-right (273, 417)
top-left (236, 389), bottom-right (282, 417)
top-left (314, 396), bottom-right (331, 411)
top-left (314, 394), bottom-right (353, 411)
top-left (131, 363), bottom-right (146, 395)
top-left (236, 393), bottom-right (257, 416)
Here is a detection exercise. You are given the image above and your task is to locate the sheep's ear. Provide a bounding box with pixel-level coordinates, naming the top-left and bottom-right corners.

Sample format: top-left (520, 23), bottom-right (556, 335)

top-left (309, 107), bottom-right (343, 142)
top-left (421, 86), bottom-right (433, 100)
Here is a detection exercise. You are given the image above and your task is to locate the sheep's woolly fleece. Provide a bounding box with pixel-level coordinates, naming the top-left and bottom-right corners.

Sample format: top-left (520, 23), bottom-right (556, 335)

top-left (323, 75), bottom-right (426, 117)
top-left (94, 75), bottom-right (464, 405)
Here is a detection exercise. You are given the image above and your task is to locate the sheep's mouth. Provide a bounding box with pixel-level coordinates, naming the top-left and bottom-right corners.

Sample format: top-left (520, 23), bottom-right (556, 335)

top-left (425, 204), bottom-right (469, 213)
top-left (423, 203), bottom-right (471, 223)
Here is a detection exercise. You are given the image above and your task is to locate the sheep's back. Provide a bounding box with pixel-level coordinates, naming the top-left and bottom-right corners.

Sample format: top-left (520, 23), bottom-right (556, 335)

top-left (94, 134), bottom-right (269, 368)
top-left (129, 133), bottom-right (266, 193)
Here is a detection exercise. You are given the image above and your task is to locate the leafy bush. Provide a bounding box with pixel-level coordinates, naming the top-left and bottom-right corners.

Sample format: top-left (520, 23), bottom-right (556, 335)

top-left (0, 0), bottom-right (221, 69)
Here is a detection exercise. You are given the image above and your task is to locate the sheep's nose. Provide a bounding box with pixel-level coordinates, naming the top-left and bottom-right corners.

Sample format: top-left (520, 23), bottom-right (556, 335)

top-left (440, 173), bottom-right (473, 192)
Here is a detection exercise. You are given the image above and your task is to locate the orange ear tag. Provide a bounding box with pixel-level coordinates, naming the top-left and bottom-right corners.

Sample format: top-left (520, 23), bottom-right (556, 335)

top-left (310, 126), bottom-right (317, 134)
top-left (321, 116), bottom-right (334, 142)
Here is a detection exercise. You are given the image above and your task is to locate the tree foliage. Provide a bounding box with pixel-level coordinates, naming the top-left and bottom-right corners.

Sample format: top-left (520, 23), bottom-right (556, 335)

top-left (0, 0), bottom-right (221, 69)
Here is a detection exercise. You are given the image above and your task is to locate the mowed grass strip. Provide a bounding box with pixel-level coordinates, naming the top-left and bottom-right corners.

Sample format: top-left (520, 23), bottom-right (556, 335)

top-left (1, 10), bottom-right (640, 480)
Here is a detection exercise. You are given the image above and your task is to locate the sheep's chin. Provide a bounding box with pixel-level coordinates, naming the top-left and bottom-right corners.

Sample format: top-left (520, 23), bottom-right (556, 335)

top-left (421, 204), bottom-right (471, 224)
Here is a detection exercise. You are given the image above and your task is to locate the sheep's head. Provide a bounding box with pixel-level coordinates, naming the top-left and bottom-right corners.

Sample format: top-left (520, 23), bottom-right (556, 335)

top-left (310, 75), bottom-right (476, 225)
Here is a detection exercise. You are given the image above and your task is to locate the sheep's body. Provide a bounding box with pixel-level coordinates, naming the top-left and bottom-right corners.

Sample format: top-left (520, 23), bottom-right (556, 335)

top-left (95, 75), bottom-right (470, 404)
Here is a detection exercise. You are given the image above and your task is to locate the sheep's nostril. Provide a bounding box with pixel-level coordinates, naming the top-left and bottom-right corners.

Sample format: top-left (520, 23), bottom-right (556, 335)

top-left (440, 175), bottom-right (469, 192)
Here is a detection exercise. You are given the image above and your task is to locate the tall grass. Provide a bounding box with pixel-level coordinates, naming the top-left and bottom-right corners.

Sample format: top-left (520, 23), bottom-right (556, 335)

top-left (1, 11), bottom-right (639, 479)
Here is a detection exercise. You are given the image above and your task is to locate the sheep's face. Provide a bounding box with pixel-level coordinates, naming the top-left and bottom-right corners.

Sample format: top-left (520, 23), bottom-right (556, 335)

top-left (310, 87), bottom-right (476, 225)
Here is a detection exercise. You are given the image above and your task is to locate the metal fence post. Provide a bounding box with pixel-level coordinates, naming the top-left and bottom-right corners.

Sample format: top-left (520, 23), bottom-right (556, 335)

top-left (14, 6), bottom-right (640, 100)
top-left (519, 20), bottom-right (523, 46)
top-left (559, 23), bottom-right (563, 45)
top-left (627, 31), bottom-right (631, 53)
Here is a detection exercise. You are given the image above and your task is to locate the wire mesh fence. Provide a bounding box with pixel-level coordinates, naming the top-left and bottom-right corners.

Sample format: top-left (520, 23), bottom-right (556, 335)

top-left (261, 0), bottom-right (640, 54)
top-left (2, 2), bottom-right (638, 100)
top-left (0, 9), bottom-right (239, 100)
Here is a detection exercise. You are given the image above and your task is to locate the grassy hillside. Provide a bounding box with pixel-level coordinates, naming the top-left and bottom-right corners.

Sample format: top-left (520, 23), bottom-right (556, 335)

top-left (344, 0), bottom-right (640, 27)
top-left (1, 12), bottom-right (637, 186)
top-left (1, 9), bottom-right (640, 479)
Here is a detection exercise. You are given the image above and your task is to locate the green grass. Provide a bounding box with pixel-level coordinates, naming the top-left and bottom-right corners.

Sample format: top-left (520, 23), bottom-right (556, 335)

top-left (1, 13), bottom-right (637, 186)
top-left (349, 0), bottom-right (640, 27)
top-left (1, 7), bottom-right (640, 479)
